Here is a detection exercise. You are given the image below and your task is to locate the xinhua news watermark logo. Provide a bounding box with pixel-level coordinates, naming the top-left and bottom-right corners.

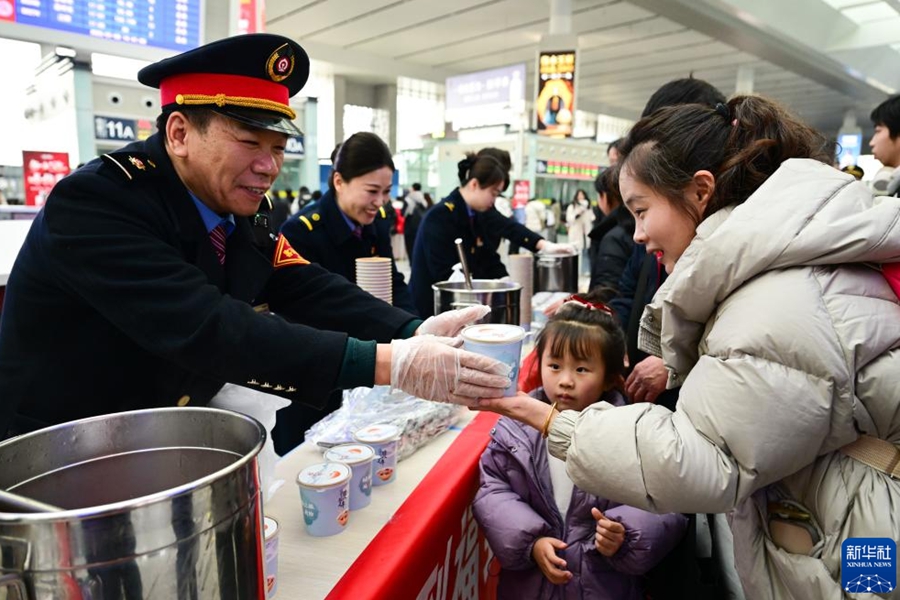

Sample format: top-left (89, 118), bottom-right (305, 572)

top-left (842, 538), bottom-right (896, 594)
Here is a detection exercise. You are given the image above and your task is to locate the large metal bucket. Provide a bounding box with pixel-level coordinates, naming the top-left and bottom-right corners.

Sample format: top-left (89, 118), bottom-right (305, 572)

top-left (533, 250), bottom-right (579, 293)
top-left (0, 407), bottom-right (266, 599)
top-left (433, 279), bottom-right (521, 325)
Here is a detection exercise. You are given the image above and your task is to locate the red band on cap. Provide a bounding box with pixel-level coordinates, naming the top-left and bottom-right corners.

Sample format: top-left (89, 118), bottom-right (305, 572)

top-left (159, 73), bottom-right (289, 108)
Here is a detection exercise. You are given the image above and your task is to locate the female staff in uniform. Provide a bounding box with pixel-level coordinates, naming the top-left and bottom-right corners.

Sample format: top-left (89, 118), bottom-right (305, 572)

top-left (408, 148), bottom-right (572, 317)
top-left (281, 133), bottom-right (416, 314)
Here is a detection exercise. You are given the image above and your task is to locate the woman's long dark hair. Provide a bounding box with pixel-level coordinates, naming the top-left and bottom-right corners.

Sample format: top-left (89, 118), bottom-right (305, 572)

top-left (615, 95), bottom-right (831, 223)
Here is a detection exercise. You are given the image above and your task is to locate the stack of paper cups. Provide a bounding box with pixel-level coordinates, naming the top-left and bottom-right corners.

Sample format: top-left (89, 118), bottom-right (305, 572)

top-left (508, 253), bottom-right (533, 330)
top-left (356, 257), bottom-right (393, 305)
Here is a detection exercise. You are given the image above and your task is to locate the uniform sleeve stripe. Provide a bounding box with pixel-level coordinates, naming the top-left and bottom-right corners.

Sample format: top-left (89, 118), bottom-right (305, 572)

top-left (299, 215), bottom-right (313, 231)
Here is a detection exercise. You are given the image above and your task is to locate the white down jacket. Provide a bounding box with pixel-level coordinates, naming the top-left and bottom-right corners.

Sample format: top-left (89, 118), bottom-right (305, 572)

top-left (547, 159), bottom-right (900, 599)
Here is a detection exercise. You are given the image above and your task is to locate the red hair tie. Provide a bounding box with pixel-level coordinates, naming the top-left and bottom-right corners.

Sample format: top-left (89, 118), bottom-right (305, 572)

top-left (562, 295), bottom-right (614, 316)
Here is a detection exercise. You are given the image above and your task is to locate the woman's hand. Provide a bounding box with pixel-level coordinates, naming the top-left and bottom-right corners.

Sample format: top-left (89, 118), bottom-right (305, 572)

top-left (476, 392), bottom-right (553, 432)
top-left (532, 537), bottom-right (573, 585)
top-left (591, 507), bottom-right (626, 557)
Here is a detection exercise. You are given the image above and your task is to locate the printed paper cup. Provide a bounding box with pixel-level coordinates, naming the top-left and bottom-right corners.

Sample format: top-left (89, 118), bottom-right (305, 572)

top-left (263, 516), bottom-right (279, 598)
top-left (324, 443), bottom-right (375, 510)
top-left (461, 324), bottom-right (526, 397)
top-left (296, 462), bottom-right (351, 537)
top-left (353, 424), bottom-right (400, 486)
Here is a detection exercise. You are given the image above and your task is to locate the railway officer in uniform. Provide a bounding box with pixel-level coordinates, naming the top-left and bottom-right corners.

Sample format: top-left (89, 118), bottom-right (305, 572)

top-left (0, 34), bottom-right (509, 452)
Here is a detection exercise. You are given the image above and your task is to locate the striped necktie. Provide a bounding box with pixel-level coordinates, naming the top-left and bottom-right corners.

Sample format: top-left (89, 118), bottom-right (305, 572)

top-left (210, 224), bottom-right (227, 265)
top-left (351, 225), bottom-right (363, 239)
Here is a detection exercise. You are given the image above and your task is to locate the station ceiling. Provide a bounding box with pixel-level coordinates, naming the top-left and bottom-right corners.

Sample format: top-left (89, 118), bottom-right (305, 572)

top-left (265, 0), bottom-right (900, 135)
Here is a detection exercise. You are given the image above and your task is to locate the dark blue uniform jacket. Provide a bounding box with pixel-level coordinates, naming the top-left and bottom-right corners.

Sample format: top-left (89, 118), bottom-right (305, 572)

top-left (0, 133), bottom-right (417, 439)
top-left (408, 188), bottom-right (542, 317)
top-left (280, 190), bottom-right (416, 314)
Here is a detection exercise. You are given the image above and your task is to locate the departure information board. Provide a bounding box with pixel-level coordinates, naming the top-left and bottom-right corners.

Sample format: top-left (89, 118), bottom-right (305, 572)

top-left (2, 0), bottom-right (202, 51)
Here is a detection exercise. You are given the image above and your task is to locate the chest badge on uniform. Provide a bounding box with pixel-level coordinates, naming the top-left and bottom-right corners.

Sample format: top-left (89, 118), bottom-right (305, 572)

top-left (273, 233), bottom-right (310, 268)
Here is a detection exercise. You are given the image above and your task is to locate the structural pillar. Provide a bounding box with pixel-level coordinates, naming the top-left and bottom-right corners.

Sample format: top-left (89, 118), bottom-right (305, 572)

top-left (735, 65), bottom-right (755, 94)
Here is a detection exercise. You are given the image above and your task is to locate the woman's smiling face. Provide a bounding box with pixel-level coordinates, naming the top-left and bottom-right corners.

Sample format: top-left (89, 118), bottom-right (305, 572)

top-left (620, 167), bottom-right (701, 274)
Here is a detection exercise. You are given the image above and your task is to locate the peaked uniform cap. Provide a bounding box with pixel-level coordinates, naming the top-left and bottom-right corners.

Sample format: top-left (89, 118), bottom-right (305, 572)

top-left (138, 33), bottom-right (309, 135)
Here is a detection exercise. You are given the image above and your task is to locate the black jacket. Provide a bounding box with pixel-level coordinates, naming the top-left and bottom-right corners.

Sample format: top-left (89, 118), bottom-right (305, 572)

top-left (0, 134), bottom-right (417, 438)
top-left (280, 190), bottom-right (417, 314)
top-left (408, 188), bottom-right (542, 317)
top-left (588, 204), bottom-right (635, 292)
top-left (607, 243), bottom-right (679, 412)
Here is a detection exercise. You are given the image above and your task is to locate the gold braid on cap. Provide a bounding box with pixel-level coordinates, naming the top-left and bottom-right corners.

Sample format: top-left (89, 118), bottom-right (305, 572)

top-left (175, 93), bottom-right (296, 120)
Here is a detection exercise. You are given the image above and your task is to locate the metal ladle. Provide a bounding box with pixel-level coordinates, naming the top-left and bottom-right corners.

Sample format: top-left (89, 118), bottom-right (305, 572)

top-left (0, 488), bottom-right (62, 513)
top-left (454, 238), bottom-right (473, 290)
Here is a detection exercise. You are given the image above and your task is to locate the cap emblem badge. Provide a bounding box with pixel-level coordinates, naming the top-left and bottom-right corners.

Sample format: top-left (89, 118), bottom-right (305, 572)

top-left (267, 43), bottom-right (295, 82)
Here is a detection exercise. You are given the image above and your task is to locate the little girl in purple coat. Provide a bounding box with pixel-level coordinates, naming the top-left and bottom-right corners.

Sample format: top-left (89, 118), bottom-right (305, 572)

top-left (473, 296), bottom-right (688, 600)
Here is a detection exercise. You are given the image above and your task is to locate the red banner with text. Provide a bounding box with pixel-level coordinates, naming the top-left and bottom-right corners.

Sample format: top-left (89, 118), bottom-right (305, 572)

top-left (22, 151), bottom-right (69, 207)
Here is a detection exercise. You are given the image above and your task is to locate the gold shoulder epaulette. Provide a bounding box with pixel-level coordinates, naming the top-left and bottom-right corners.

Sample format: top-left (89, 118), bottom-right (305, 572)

top-left (378, 206), bottom-right (386, 219)
top-left (446, 202), bottom-right (455, 211)
top-left (100, 152), bottom-right (157, 182)
top-left (299, 215), bottom-right (313, 231)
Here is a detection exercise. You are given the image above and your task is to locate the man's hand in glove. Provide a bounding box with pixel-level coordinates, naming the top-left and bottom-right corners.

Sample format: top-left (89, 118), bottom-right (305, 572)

top-left (388, 336), bottom-right (511, 405)
top-left (417, 305), bottom-right (491, 338)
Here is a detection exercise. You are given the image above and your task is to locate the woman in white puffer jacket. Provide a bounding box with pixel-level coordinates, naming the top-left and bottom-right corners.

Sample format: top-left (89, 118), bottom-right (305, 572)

top-left (479, 95), bottom-right (900, 599)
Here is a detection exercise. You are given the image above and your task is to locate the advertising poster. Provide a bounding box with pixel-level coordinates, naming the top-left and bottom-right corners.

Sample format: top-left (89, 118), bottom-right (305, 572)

top-left (0, 0), bottom-right (14, 22)
top-left (512, 179), bottom-right (531, 210)
top-left (536, 50), bottom-right (576, 137)
top-left (238, 0), bottom-right (264, 34)
top-left (22, 151), bottom-right (69, 207)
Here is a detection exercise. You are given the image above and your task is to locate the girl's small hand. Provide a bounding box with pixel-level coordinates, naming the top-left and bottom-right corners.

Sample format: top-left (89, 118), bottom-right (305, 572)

top-left (532, 537), bottom-right (573, 585)
top-left (476, 392), bottom-right (551, 432)
top-left (591, 507), bottom-right (626, 557)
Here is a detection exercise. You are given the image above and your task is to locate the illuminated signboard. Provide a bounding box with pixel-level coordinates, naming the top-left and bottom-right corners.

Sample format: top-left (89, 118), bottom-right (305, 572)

top-left (536, 50), bottom-right (576, 137)
top-left (536, 159), bottom-right (598, 180)
top-left (4, 0), bottom-right (202, 51)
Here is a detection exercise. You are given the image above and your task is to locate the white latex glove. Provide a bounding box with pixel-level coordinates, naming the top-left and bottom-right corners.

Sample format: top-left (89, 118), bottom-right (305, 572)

top-left (417, 305), bottom-right (491, 337)
top-left (391, 336), bottom-right (511, 406)
top-left (540, 241), bottom-right (577, 254)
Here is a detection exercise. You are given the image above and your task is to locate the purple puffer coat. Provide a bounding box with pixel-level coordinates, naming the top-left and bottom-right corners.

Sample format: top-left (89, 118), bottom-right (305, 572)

top-left (473, 390), bottom-right (688, 600)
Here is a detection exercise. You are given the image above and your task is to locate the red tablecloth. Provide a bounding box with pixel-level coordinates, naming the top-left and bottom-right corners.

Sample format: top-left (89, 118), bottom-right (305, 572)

top-left (327, 411), bottom-right (501, 599)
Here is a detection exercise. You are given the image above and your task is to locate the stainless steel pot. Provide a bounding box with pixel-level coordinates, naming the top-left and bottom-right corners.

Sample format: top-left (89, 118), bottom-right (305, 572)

top-left (0, 407), bottom-right (266, 599)
top-left (533, 250), bottom-right (579, 293)
top-left (433, 279), bottom-right (521, 325)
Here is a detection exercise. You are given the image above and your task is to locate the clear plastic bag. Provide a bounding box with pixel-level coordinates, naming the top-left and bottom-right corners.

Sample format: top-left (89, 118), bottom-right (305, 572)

top-left (304, 386), bottom-right (464, 461)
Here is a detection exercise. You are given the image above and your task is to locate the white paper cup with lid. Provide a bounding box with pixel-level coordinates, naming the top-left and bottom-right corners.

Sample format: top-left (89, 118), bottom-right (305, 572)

top-left (263, 516), bottom-right (279, 598)
top-left (353, 424), bottom-right (400, 486)
top-left (460, 323), bottom-right (526, 396)
top-left (323, 443), bottom-right (375, 510)
top-left (296, 462), bottom-right (351, 536)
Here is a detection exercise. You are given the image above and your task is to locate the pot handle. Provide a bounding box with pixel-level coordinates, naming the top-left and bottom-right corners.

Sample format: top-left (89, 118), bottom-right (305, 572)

top-left (0, 574), bottom-right (29, 599)
top-left (537, 256), bottom-right (561, 267)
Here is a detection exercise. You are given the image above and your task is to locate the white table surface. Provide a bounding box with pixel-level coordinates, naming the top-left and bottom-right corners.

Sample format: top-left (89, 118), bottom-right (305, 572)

top-left (265, 410), bottom-right (476, 599)
top-left (0, 220), bottom-right (32, 286)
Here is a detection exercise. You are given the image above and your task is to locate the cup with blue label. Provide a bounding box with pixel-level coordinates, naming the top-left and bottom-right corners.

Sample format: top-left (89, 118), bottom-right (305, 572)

top-left (460, 324), bottom-right (526, 397)
top-left (323, 443), bottom-right (375, 510)
top-left (353, 424), bottom-right (400, 486)
top-left (296, 462), bottom-right (351, 537)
